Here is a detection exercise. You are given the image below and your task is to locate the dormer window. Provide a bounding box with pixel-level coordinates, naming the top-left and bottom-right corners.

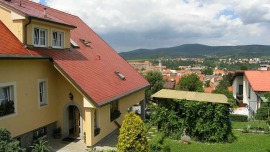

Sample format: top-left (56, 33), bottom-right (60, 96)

top-left (34, 28), bottom-right (47, 47)
top-left (52, 31), bottom-right (64, 48)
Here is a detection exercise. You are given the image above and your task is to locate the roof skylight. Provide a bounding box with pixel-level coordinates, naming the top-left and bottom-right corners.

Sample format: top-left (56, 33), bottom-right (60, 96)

top-left (70, 39), bottom-right (79, 48)
top-left (80, 39), bottom-right (91, 48)
top-left (115, 71), bottom-right (126, 80)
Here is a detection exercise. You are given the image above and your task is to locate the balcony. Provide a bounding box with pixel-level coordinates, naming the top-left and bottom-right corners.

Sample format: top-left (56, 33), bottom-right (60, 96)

top-left (236, 93), bottom-right (243, 101)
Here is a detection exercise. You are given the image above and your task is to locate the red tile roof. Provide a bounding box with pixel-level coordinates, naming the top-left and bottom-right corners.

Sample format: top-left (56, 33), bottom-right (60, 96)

top-left (245, 71), bottom-right (270, 91)
top-left (0, 0), bottom-right (149, 106)
top-left (0, 0), bottom-right (75, 28)
top-left (0, 21), bottom-right (40, 56)
top-left (204, 87), bottom-right (215, 93)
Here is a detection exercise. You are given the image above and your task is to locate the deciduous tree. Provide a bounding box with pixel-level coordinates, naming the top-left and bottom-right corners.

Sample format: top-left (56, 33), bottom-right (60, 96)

top-left (144, 71), bottom-right (164, 99)
top-left (176, 73), bottom-right (203, 92)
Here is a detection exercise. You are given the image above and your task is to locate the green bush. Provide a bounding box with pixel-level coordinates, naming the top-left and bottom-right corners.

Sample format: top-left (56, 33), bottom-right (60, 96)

top-left (0, 128), bottom-right (25, 152)
top-left (255, 107), bottom-right (270, 120)
top-left (117, 112), bottom-right (148, 152)
top-left (150, 100), bottom-right (234, 143)
top-left (231, 114), bottom-right (248, 122)
top-left (150, 106), bottom-right (182, 138)
top-left (30, 139), bottom-right (51, 152)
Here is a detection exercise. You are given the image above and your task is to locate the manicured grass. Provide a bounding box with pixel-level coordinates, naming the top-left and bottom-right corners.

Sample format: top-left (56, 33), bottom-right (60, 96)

top-left (232, 120), bottom-right (268, 129)
top-left (164, 130), bottom-right (270, 152)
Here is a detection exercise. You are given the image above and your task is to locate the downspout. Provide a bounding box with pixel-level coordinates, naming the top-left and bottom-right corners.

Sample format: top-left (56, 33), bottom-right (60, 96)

top-left (24, 16), bottom-right (32, 45)
top-left (141, 86), bottom-right (151, 120)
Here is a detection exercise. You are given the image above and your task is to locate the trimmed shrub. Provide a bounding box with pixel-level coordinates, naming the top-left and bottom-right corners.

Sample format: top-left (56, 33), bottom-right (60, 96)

top-left (230, 114), bottom-right (248, 122)
top-left (117, 112), bottom-right (148, 152)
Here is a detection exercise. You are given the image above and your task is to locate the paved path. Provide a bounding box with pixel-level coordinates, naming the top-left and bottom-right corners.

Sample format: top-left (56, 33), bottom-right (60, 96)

top-left (49, 138), bottom-right (87, 152)
top-left (49, 130), bottom-right (119, 152)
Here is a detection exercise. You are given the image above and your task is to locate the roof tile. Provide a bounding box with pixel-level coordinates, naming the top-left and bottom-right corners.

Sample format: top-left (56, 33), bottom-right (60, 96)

top-left (245, 71), bottom-right (270, 92)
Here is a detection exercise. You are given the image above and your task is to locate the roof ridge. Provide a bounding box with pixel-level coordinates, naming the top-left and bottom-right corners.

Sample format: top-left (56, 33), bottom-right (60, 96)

top-left (24, 0), bottom-right (79, 18)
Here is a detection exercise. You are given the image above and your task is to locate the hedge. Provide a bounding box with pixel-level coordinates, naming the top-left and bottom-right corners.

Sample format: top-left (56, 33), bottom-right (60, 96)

top-left (151, 99), bottom-right (234, 143)
top-left (230, 114), bottom-right (248, 122)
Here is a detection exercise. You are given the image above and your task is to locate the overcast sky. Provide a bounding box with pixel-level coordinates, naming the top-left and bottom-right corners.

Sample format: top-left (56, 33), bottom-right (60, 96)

top-left (33, 0), bottom-right (270, 52)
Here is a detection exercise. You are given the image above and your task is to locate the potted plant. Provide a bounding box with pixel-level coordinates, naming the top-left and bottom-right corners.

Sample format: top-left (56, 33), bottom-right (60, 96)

top-left (53, 127), bottom-right (62, 139)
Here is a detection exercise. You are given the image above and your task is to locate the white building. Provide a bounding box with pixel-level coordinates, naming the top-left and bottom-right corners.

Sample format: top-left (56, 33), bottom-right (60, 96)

top-left (232, 71), bottom-right (270, 117)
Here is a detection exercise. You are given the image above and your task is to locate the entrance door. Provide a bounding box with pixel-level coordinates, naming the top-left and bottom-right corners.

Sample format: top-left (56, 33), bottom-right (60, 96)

top-left (239, 85), bottom-right (243, 95)
top-left (73, 106), bottom-right (80, 137)
top-left (68, 105), bottom-right (80, 137)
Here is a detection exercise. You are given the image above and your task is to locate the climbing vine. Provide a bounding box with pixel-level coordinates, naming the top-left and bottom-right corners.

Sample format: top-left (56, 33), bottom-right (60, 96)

top-left (151, 99), bottom-right (235, 143)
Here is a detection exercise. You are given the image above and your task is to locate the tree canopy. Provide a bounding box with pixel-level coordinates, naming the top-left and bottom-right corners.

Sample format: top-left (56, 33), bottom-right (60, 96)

top-left (144, 71), bottom-right (164, 99)
top-left (176, 73), bottom-right (203, 92)
top-left (201, 68), bottom-right (213, 75)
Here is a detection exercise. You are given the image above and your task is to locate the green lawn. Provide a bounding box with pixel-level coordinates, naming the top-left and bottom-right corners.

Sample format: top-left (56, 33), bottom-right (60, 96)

top-left (163, 121), bottom-right (270, 152)
top-left (165, 131), bottom-right (270, 152)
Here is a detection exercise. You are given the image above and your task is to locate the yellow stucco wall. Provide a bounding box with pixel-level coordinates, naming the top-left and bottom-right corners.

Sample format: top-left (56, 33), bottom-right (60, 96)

top-left (0, 60), bottom-right (83, 137)
top-left (0, 6), bottom-right (24, 42)
top-left (90, 89), bottom-right (145, 146)
top-left (0, 59), bottom-right (146, 147)
top-left (0, 5), bottom-right (71, 49)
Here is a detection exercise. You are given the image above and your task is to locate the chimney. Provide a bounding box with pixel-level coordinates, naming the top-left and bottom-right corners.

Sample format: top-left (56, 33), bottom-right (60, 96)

top-left (44, 8), bottom-right (47, 18)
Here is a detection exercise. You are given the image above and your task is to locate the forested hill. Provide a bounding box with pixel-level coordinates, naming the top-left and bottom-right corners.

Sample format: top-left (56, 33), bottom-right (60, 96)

top-left (119, 44), bottom-right (270, 60)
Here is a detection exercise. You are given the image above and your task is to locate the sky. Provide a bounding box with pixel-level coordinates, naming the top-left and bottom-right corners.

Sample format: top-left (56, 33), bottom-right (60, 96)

top-left (32, 0), bottom-right (270, 52)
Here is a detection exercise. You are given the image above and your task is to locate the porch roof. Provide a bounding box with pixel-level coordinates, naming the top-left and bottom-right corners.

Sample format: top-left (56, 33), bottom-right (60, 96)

top-left (151, 89), bottom-right (228, 104)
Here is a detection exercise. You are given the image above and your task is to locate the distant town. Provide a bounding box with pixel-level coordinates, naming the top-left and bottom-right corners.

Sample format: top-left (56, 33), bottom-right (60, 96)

top-left (129, 57), bottom-right (270, 93)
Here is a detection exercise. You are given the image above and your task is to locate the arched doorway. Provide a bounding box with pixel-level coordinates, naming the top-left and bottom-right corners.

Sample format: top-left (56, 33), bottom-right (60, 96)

top-left (68, 105), bottom-right (80, 137)
top-left (63, 103), bottom-right (82, 138)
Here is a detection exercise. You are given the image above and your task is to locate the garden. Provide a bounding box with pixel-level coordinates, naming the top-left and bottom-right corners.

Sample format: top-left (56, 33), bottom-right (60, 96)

top-left (144, 98), bottom-right (270, 152)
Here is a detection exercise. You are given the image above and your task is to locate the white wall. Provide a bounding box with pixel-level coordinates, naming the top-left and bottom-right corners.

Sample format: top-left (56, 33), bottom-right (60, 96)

top-left (243, 75), bottom-right (258, 115)
top-left (232, 76), bottom-right (243, 98)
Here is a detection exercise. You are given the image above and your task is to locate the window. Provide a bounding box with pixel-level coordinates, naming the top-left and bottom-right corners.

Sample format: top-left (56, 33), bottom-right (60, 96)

top-left (110, 101), bottom-right (121, 121)
top-left (52, 31), bottom-right (64, 48)
top-left (0, 83), bottom-right (15, 118)
top-left (94, 109), bottom-right (100, 136)
top-left (38, 80), bottom-right (47, 106)
top-left (34, 28), bottom-right (47, 47)
top-left (33, 127), bottom-right (47, 140)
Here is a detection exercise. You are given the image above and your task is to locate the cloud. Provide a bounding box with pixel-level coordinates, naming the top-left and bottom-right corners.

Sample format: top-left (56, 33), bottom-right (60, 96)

top-left (44, 0), bottom-right (270, 52)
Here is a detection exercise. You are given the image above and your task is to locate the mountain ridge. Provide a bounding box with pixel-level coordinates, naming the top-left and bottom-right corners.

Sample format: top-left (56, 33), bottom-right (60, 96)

top-left (119, 44), bottom-right (270, 59)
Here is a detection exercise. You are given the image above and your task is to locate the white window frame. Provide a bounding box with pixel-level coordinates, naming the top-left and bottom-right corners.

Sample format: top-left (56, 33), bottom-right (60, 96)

top-left (52, 31), bottom-right (64, 48)
top-left (0, 82), bottom-right (17, 119)
top-left (33, 27), bottom-right (47, 47)
top-left (38, 79), bottom-right (48, 107)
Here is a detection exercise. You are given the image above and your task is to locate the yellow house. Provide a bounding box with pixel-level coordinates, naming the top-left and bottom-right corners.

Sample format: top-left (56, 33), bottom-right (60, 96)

top-left (0, 0), bottom-right (149, 148)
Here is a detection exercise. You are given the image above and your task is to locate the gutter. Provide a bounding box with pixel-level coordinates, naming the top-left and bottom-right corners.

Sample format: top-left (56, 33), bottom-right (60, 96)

top-left (24, 16), bottom-right (32, 45)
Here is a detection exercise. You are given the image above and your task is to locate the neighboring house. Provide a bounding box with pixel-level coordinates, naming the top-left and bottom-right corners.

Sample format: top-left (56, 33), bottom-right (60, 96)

top-left (0, 0), bottom-right (149, 148)
top-left (232, 71), bottom-right (270, 116)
